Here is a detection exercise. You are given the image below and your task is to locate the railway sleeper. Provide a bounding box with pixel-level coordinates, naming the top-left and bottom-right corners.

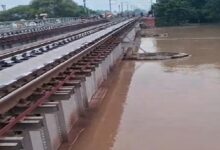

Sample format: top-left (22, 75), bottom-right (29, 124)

top-left (0, 136), bottom-right (24, 150)
top-left (12, 102), bottom-right (59, 114)
top-left (0, 142), bottom-right (22, 150)
top-left (0, 116), bottom-right (43, 130)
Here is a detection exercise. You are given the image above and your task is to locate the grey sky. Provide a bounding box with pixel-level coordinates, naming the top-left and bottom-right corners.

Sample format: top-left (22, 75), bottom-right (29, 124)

top-left (0, 0), bottom-right (155, 11)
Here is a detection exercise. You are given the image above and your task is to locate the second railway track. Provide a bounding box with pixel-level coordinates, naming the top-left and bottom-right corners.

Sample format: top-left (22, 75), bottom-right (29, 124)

top-left (0, 19), bottom-right (108, 50)
top-left (0, 19), bottom-right (120, 60)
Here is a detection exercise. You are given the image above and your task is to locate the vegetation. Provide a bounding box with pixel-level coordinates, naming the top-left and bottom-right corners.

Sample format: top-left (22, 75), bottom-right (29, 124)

top-left (0, 5), bottom-right (36, 21)
top-left (0, 0), bottom-right (92, 21)
top-left (153, 0), bottom-right (220, 26)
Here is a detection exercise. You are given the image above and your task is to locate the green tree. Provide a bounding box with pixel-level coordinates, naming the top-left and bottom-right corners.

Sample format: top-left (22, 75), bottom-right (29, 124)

top-left (0, 0), bottom-right (91, 21)
top-left (204, 0), bottom-right (220, 21)
top-left (154, 0), bottom-right (192, 26)
top-left (30, 0), bottom-right (85, 17)
top-left (0, 5), bottom-right (35, 21)
top-left (153, 0), bottom-right (220, 26)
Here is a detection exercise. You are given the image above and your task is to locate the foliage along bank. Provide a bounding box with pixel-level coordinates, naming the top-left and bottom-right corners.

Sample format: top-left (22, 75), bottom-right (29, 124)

top-left (153, 0), bottom-right (220, 26)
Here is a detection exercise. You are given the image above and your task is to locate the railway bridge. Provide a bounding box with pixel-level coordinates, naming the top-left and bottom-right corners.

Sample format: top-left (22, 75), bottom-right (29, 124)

top-left (0, 17), bottom-right (140, 150)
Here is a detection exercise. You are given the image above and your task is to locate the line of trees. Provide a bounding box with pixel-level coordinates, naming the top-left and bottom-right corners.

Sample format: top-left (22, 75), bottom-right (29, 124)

top-left (0, 0), bottom-right (92, 22)
top-left (153, 0), bottom-right (220, 26)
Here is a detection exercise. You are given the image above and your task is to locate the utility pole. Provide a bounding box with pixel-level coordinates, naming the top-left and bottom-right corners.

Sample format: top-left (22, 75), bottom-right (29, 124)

top-left (83, 0), bottom-right (87, 16)
top-left (109, 0), bottom-right (112, 12)
top-left (150, 0), bottom-right (153, 11)
top-left (118, 4), bottom-right (121, 13)
top-left (130, 5), bottom-right (133, 11)
top-left (126, 2), bottom-right (129, 17)
top-left (121, 2), bottom-right (124, 13)
top-left (1, 4), bottom-right (6, 11)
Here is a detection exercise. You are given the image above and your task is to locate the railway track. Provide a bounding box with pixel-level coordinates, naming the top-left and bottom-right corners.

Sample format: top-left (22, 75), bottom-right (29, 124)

top-left (0, 16), bottom-right (136, 124)
top-left (0, 19), bottom-right (127, 101)
top-left (0, 19), bottom-right (123, 60)
top-left (0, 19), bottom-right (108, 50)
top-left (0, 19), bottom-right (128, 100)
top-left (0, 17), bottom-right (138, 149)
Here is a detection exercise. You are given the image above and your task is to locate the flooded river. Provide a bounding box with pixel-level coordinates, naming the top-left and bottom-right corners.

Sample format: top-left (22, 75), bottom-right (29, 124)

top-left (72, 25), bottom-right (220, 150)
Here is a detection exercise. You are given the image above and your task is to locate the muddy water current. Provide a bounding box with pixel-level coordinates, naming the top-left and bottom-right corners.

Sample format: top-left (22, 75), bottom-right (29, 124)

top-left (72, 25), bottom-right (220, 150)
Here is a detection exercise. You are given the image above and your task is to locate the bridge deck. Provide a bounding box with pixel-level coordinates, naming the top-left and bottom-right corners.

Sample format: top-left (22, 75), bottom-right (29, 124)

top-left (0, 20), bottom-right (131, 90)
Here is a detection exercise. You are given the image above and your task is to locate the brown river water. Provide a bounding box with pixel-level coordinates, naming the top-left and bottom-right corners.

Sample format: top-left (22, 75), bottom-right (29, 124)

top-left (71, 25), bottom-right (220, 150)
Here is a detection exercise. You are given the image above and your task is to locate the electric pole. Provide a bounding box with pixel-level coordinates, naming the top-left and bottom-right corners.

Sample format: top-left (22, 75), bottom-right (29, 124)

top-left (118, 4), bottom-right (121, 13)
top-left (121, 2), bottom-right (124, 13)
top-left (1, 4), bottom-right (6, 11)
top-left (83, 0), bottom-right (87, 16)
top-left (150, 0), bottom-right (153, 12)
top-left (109, 0), bottom-right (112, 12)
top-left (126, 2), bottom-right (129, 17)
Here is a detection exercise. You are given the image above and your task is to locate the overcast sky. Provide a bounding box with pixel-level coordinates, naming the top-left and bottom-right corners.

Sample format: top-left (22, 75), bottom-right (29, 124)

top-left (0, 0), bottom-right (155, 12)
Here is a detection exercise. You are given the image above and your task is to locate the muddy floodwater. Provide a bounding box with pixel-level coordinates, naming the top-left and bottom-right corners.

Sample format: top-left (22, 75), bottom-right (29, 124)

top-left (72, 25), bottom-right (220, 150)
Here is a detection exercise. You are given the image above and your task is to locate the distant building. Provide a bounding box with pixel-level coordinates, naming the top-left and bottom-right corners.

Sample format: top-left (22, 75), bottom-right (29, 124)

top-left (143, 16), bottom-right (155, 28)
